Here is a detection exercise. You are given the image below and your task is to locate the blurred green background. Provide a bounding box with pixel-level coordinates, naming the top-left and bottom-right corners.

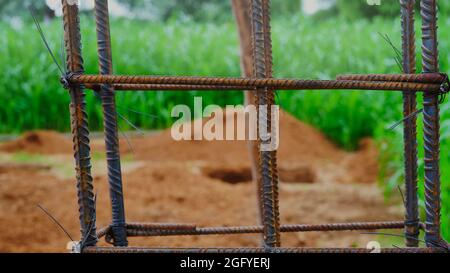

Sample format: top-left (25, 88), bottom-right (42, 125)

top-left (0, 0), bottom-right (448, 241)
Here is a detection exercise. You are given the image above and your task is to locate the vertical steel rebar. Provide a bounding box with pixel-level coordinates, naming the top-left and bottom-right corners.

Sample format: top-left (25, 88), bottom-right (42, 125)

top-left (262, 1), bottom-right (280, 231)
top-left (231, 0), bottom-right (264, 227)
top-left (262, 0), bottom-right (281, 247)
top-left (420, 0), bottom-right (442, 247)
top-left (250, 0), bottom-right (280, 248)
top-left (400, 0), bottom-right (420, 247)
top-left (62, 0), bottom-right (97, 246)
top-left (94, 0), bottom-right (128, 247)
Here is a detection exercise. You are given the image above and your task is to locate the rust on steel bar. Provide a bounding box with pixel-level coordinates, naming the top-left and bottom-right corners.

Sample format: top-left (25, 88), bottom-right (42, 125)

top-left (61, 0), bottom-right (97, 247)
top-left (251, 0), bottom-right (268, 244)
top-left (420, 0), bottom-right (446, 248)
top-left (400, 0), bottom-right (420, 248)
top-left (85, 83), bottom-right (250, 91)
top-left (94, 0), bottom-right (127, 247)
top-left (337, 73), bottom-right (445, 83)
top-left (121, 221), bottom-right (408, 237)
top-left (262, 0), bottom-right (281, 246)
top-left (251, 0), bottom-right (280, 248)
top-left (82, 247), bottom-right (446, 254)
top-left (69, 74), bottom-right (442, 92)
top-left (98, 223), bottom-right (198, 244)
top-left (97, 223), bottom-right (198, 239)
top-left (126, 223), bottom-right (197, 231)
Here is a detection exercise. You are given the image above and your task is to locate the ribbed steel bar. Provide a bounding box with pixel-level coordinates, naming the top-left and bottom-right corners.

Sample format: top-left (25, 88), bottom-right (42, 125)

top-left (420, 0), bottom-right (443, 247)
top-left (251, 0), bottom-right (280, 248)
top-left (122, 221), bottom-right (408, 237)
top-left (96, 223), bottom-right (198, 241)
top-left (69, 74), bottom-right (442, 92)
top-left (252, 0), bottom-right (267, 245)
top-left (401, 0), bottom-right (420, 248)
top-left (94, 0), bottom-right (127, 247)
top-left (85, 83), bottom-right (250, 91)
top-left (62, 0), bottom-right (97, 247)
top-left (262, 0), bottom-right (281, 248)
top-left (337, 73), bottom-right (444, 83)
top-left (83, 247), bottom-right (446, 254)
top-left (126, 223), bottom-right (197, 231)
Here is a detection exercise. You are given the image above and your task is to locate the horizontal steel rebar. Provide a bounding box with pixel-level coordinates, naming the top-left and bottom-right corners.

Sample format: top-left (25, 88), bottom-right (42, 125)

top-left (85, 83), bottom-right (250, 91)
top-left (69, 74), bottom-right (442, 92)
top-left (97, 221), bottom-right (412, 238)
top-left (82, 247), bottom-right (446, 254)
top-left (126, 223), bottom-right (197, 231)
top-left (97, 223), bottom-right (198, 238)
top-left (337, 73), bottom-right (445, 83)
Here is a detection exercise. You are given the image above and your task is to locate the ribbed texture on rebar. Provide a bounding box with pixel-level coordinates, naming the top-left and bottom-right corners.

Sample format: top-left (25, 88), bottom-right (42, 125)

top-left (251, 0), bottom-right (280, 248)
top-left (97, 221), bottom-right (407, 238)
top-left (62, 0), bottom-right (97, 247)
top-left (337, 73), bottom-right (444, 83)
top-left (420, 0), bottom-right (442, 247)
top-left (400, 0), bottom-right (420, 248)
top-left (70, 74), bottom-right (442, 92)
top-left (95, 0), bottom-right (128, 247)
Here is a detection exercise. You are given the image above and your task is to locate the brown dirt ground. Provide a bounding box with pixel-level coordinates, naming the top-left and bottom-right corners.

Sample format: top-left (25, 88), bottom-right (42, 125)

top-left (0, 111), bottom-right (402, 252)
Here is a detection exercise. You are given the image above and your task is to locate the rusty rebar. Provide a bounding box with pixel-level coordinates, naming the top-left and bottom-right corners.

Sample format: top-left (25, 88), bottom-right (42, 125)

top-left (94, 0), bottom-right (127, 247)
top-left (96, 223), bottom-right (198, 240)
top-left (126, 223), bottom-right (197, 231)
top-left (420, 0), bottom-right (443, 247)
top-left (85, 83), bottom-right (250, 91)
top-left (85, 81), bottom-right (443, 92)
top-left (62, 0), bottom-right (97, 247)
top-left (117, 221), bottom-right (409, 237)
top-left (69, 74), bottom-right (442, 92)
top-left (263, 0), bottom-right (281, 248)
top-left (82, 247), bottom-right (446, 254)
top-left (251, 0), bottom-right (266, 244)
top-left (400, 0), bottom-right (420, 248)
top-left (336, 73), bottom-right (445, 83)
top-left (251, 0), bottom-right (280, 248)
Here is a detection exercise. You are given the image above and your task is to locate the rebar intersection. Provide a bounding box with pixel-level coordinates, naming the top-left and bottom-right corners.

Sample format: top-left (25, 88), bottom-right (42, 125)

top-left (60, 0), bottom-right (449, 253)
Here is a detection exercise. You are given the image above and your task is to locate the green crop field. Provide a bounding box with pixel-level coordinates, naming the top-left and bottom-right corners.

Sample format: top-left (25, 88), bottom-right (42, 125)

top-left (0, 15), bottom-right (448, 240)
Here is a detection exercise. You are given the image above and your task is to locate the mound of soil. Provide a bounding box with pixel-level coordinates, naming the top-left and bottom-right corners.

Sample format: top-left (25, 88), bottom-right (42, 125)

top-left (130, 111), bottom-right (378, 184)
top-left (0, 131), bottom-right (72, 155)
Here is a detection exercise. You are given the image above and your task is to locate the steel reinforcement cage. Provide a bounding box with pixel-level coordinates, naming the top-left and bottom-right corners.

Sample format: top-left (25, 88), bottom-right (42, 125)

top-left (60, 0), bottom-right (449, 253)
